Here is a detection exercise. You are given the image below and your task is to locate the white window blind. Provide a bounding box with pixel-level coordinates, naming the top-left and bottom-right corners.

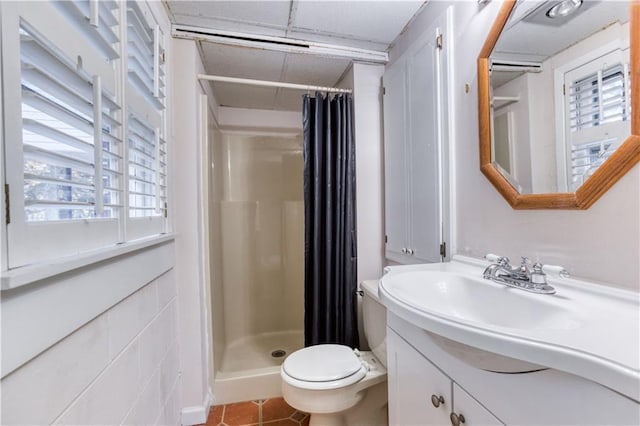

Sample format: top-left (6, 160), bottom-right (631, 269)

top-left (126, 0), bottom-right (168, 230)
top-left (20, 25), bottom-right (123, 222)
top-left (1, 1), bottom-right (128, 268)
top-left (569, 63), bottom-right (630, 132)
top-left (566, 57), bottom-right (631, 190)
top-left (128, 114), bottom-right (166, 217)
top-left (54, 0), bottom-right (121, 61)
top-left (2, 0), bottom-right (169, 269)
top-left (127, 0), bottom-right (165, 109)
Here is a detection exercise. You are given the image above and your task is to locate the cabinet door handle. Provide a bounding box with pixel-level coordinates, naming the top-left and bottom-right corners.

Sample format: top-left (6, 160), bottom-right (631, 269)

top-left (401, 247), bottom-right (407, 253)
top-left (407, 248), bottom-right (414, 255)
top-left (450, 412), bottom-right (466, 426)
top-left (430, 394), bottom-right (445, 408)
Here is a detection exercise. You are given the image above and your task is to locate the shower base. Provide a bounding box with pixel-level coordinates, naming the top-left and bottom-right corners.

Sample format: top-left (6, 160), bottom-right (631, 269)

top-left (214, 330), bottom-right (303, 404)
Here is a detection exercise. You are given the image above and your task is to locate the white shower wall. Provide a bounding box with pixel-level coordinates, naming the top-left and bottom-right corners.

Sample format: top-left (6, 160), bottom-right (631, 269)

top-left (219, 133), bottom-right (304, 358)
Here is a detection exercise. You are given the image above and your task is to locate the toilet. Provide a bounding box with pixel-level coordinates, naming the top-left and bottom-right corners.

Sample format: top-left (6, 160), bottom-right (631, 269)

top-left (281, 280), bottom-right (388, 426)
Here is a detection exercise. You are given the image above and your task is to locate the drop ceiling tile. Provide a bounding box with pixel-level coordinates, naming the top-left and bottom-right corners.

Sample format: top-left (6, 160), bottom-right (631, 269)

top-left (273, 89), bottom-right (307, 111)
top-left (274, 53), bottom-right (351, 111)
top-left (168, 0), bottom-right (424, 112)
top-left (211, 82), bottom-right (279, 110)
top-left (166, 1), bottom-right (291, 28)
top-left (291, 1), bottom-right (425, 46)
top-left (281, 53), bottom-right (351, 86)
top-left (200, 43), bottom-right (286, 81)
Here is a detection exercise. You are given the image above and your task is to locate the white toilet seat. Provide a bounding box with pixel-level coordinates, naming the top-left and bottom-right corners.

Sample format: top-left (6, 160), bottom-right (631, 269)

top-left (282, 344), bottom-right (367, 390)
top-left (280, 281), bottom-right (388, 425)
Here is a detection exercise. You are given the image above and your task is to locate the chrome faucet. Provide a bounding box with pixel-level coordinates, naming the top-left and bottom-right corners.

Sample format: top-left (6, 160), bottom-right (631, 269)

top-left (482, 254), bottom-right (568, 295)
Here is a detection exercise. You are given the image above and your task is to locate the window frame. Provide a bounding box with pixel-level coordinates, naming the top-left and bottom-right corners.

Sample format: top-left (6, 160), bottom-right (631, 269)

top-left (2, 2), bottom-right (123, 269)
top-left (563, 50), bottom-right (631, 191)
top-left (0, 0), bottom-right (170, 272)
top-left (124, 0), bottom-right (168, 240)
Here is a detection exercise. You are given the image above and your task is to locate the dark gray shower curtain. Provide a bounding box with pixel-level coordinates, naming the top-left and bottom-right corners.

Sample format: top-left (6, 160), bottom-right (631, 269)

top-left (303, 92), bottom-right (359, 348)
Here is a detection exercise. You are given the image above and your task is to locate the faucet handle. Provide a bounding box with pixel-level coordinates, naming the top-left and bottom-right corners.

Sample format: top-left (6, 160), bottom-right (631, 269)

top-left (541, 264), bottom-right (570, 278)
top-left (519, 257), bottom-right (532, 273)
top-left (485, 253), bottom-right (510, 266)
top-left (530, 263), bottom-right (547, 285)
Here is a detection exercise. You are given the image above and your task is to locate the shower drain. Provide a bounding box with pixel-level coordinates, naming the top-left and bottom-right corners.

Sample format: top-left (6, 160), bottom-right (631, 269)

top-left (271, 349), bottom-right (286, 358)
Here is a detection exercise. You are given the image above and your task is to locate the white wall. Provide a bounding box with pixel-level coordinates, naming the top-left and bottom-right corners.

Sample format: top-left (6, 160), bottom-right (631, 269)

top-left (171, 38), bottom-right (213, 421)
top-left (493, 74), bottom-right (534, 193)
top-left (353, 63), bottom-right (386, 282)
top-left (338, 63), bottom-right (386, 283)
top-left (526, 69), bottom-right (557, 193)
top-left (389, 1), bottom-right (640, 290)
top-left (1, 259), bottom-right (180, 425)
top-left (217, 107), bottom-right (302, 132)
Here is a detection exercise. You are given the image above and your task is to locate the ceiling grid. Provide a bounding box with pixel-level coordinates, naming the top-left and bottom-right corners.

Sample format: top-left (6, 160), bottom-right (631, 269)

top-left (165, 0), bottom-right (426, 110)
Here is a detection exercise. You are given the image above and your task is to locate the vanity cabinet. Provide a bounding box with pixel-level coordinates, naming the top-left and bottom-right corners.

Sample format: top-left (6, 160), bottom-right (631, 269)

top-left (388, 328), bottom-right (503, 425)
top-left (451, 383), bottom-right (502, 426)
top-left (382, 14), bottom-right (448, 265)
top-left (387, 325), bottom-right (450, 425)
top-left (387, 312), bottom-right (640, 426)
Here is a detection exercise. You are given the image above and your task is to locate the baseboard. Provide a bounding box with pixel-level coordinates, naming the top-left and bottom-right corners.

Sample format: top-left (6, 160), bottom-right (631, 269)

top-left (181, 391), bottom-right (212, 426)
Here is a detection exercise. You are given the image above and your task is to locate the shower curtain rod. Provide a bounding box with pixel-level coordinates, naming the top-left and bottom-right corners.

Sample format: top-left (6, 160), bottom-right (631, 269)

top-left (197, 74), bottom-right (353, 94)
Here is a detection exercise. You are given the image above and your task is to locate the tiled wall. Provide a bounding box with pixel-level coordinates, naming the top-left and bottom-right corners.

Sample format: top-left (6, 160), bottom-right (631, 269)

top-left (1, 270), bottom-right (181, 425)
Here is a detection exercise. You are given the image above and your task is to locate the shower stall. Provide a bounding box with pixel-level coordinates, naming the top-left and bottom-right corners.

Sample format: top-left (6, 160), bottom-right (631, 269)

top-left (208, 129), bottom-right (305, 404)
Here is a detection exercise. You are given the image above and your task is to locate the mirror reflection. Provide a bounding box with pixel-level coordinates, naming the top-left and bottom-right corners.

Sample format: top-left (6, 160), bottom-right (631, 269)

top-left (489, 0), bottom-right (631, 194)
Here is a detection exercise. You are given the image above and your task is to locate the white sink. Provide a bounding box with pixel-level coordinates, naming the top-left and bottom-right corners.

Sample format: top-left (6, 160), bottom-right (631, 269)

top-left (379, 256), bottom-right (640, 402)
top-left (387, 271), bottom-right (581, 331)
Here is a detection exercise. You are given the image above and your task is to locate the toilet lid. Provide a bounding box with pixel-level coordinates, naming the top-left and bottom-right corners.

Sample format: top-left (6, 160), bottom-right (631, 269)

top-left (283, 344), bottom-right (361, 382)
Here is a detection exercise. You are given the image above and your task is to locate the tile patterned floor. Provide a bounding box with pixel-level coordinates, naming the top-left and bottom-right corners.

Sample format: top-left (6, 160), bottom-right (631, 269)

top-left (204, 397), bottom-right (310, 426)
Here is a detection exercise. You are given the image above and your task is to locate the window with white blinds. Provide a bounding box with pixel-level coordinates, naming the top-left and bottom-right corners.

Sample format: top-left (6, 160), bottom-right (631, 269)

top-left (126, 0), bottom-right (167, 225)
top-left (1, 0), bottom-right (169, 269)
top-left (565, 54), bottom-right (631, 191)
top-left (21, 25), bottom-right (123, 222)
top-left (569, 63), bottom-right (630, 132)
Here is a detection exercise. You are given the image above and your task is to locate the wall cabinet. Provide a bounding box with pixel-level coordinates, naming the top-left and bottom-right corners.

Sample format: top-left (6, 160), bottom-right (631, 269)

top-left (388, 328), bottom-right (503, 426)
top-left (382, 11), bottom-right (449, 265)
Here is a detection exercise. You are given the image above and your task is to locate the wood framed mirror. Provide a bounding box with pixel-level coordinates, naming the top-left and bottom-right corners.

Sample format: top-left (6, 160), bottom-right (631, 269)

top-left (478, 0), bottom-right (639, 209)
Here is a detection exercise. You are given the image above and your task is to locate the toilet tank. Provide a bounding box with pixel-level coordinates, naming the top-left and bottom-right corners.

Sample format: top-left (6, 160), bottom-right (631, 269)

top-left (360, 280), bottom-right (387, 367)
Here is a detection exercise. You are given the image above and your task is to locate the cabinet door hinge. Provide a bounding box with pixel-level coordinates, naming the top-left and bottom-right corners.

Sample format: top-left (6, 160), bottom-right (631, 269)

top-left (4, 184), bottom-right (10, 225)
top-left (562, 83), bottom-right (566, 96)
top-left (436, 34), bottom-right (443, 50)
top-left (385, 235), bottom-right (388, 243)
top-left (439, 241), bottom-right (447, 259)
top-left (382, 86), bottom-right (386, 96)
top-left (164, 201), bottom-right (168, 218)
